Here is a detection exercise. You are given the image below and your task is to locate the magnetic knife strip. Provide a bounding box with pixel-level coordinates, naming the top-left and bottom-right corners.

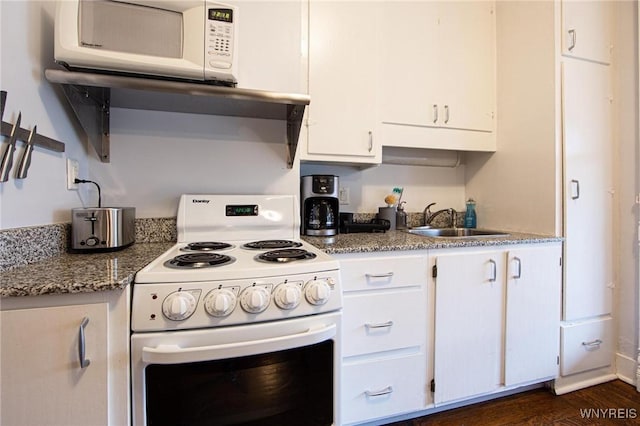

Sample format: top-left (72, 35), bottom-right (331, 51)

top-left (0, 90), bottom-right (66, 181)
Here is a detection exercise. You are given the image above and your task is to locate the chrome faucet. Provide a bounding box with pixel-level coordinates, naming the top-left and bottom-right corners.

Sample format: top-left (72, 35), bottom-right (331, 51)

top-left (423, 203), bottom-right (457, 227)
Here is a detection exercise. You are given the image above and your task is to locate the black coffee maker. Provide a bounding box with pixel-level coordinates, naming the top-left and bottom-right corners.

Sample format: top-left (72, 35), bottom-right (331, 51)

top-left (301, 175), bottom-right (339, 236)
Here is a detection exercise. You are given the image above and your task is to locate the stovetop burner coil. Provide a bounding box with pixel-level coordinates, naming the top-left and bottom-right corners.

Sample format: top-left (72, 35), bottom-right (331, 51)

top-left (181, 241), bottom-right (234, 252)
top-left (257, 248), bottom-right (317, 263)
top-left (166, 253), bottom-right (236, 269)
top-left (243, 240), bottom-right (304, 250)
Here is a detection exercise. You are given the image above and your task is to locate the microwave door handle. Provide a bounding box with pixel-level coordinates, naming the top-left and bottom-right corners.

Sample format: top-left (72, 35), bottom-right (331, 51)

top-left (141, 323), bottom-right (336, 365)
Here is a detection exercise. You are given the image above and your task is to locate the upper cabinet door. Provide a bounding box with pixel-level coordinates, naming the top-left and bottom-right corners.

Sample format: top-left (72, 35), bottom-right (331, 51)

top-left (438, 1), bottom-right (495, 132)
top-left (379, 1), bottom-right (440, 127)
top-left (561, 0), bottom-right (613, 64)
top-left (305, 1), bottom-right (381, 161)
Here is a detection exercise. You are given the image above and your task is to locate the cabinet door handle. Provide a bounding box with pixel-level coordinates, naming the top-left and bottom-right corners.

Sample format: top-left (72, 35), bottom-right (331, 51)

top-left (365, 272), bottom-right (394, 279)
top-left (581, 339), bottom-right (603, 348)
top-left (568, 29), bottom-right (576, 51)
top-left (444, 105), bottom-right (450, 124)
top-left (78, 317), bottom-right (91, 369)
top-left (365, 386), bottom-right (394, 397)
top-left (571, 179), bottom-right (580, 200)
top-left (368, 130), bottom-right (373, 152)
top-left (433, 104), bottom-right (438, 123)
top-left (488, 259), bottom-right (497, 282)
top-left (365, 320), bottom-right (394, 329)
top-left (512, 256), bottom-right (522, 279)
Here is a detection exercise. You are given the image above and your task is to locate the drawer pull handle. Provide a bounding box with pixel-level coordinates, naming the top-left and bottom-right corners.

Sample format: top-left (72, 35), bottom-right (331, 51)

top-left (582, 339), bottom-right (603, 348)
top-left (365, 272), bottom-right (394, 279)
top-left (365, 386), bottom-right (393, 397)
top-left (365, 321), bottom-right (394, 329)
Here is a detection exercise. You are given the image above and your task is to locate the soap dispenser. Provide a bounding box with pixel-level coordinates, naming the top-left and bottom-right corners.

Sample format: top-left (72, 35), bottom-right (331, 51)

top-left (464, 198), bottom-right (477, 228)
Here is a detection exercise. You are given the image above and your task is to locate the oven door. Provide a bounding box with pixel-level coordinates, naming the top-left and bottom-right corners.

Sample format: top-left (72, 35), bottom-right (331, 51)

top-left (131, 312), bottom-right (341, 426)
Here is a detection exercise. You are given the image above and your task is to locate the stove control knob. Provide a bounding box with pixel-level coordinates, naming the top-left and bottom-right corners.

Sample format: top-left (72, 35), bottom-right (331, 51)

top-left (162, 291), bottom-right (197, 321)
top-left (274, 283), bottom-right (302, 310)
top-left (204, 289), bottom-right (237, 317)
top-left (240, 286), bottom-right (271, 314)
top-left (305, 280), bottom-right (331, 306)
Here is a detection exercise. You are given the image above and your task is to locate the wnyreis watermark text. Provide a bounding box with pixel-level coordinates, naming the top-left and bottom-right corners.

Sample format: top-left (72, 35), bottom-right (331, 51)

top-left (579, 408), bottom-right (638, 420)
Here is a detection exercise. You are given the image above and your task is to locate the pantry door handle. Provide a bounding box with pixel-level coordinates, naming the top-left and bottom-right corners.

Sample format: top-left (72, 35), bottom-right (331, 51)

top-left (368, 130), bottom-right (373, 152)
top-left (568, 29), bottom-right (576, 51)
top-left (365, 272), bottom-right (394, 279)
top-left (512, 257), bottom-right (522, 279)
top-left (365, 321), bottom-right (394, 329)
top-left (433, 104), bottom-right (438, 123)
top-left (488, 259), bottom-right (497, 282)
top-left (78, 317), bottom-right (91, 369)
top-left (365, 386), bottom-right (394, 397)
top-left (571, 179), bottom-right (580, 200)
top-left (444, 105), bottom-right (450, 124)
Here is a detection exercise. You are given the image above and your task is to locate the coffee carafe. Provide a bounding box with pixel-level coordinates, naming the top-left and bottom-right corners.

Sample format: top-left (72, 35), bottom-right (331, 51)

top-left (301, 175), bottom-right (339, 236)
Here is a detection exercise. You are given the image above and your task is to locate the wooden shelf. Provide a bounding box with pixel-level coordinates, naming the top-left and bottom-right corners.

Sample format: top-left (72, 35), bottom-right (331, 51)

top-left (45, 69), bottom-right (309, 166)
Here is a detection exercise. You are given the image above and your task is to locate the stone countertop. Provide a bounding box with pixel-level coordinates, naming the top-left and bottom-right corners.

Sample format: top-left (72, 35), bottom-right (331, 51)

top-left (302, 229), bottom-right (562, 255)
top-left (0, 242), bottom-right (173, 298)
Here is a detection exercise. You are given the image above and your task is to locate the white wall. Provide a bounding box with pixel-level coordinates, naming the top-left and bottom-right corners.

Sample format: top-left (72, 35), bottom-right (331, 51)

top-left (465, 1), bottom-right (560, 235)
top-left (0, 0), bottom-right (90, 228)
top-left (0, 0), bottom-right (305, 228)
top-left (300, 162), bottom-right (466, 216)
top-left (613, 0), bottom-right (638, 382)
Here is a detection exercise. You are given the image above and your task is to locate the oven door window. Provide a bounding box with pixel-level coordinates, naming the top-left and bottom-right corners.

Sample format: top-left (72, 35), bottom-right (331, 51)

top-left (145, 340), bottom-right (333, 426)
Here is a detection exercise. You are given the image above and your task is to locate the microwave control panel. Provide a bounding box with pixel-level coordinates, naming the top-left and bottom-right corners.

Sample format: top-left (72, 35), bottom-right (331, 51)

top-left (206, 6), bottom-right (235, 71)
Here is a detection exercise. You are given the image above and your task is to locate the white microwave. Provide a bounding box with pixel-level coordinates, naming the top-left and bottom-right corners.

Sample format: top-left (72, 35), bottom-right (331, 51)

top-left (54, 0), bottom-right (238, 86)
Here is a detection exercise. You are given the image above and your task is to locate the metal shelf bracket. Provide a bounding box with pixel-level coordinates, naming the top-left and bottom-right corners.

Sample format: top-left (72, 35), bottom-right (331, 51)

top-left (45, 69), bottom-right (309, 166)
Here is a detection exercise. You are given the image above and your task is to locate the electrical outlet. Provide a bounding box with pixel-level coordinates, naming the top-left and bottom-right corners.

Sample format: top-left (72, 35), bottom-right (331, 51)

top-left (339, 186), bottom-right (350, 205)
top-left (66, 158), bottom-right (79, 190)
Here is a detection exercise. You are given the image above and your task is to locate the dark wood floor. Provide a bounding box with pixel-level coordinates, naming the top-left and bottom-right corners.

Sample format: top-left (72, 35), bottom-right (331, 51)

top-left (387, 380), bottom-right (640, 425)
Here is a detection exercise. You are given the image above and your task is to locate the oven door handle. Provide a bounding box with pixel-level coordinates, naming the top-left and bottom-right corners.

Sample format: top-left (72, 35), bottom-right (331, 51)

top-left (141, 324), bottom-right (337, 365)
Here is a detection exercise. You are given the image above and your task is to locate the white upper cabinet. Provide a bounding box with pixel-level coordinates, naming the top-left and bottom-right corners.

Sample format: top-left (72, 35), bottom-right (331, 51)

top-left (561, 0), bottom-right (613, 64)
top-left (302, 1), bottom-right (382, 164)
top-left (379, 1), bottom-right (496, 151)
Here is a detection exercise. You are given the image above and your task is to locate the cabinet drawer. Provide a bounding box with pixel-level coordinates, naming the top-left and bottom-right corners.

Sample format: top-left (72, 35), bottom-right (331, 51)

top-left (338, 254), bottom-right (428, 292)
top-left (560, 317), bottom-right (613, 376)
top-left (343, 288), bottom-right (426, 357)
top-left (342, 352), bottom-right (426, 425)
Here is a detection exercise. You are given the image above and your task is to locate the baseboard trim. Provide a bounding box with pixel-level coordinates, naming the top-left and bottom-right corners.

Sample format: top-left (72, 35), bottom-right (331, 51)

top-left (616, 352), bottom-right (637, 386)
top-left (554, 370), bottom-right (618, 395)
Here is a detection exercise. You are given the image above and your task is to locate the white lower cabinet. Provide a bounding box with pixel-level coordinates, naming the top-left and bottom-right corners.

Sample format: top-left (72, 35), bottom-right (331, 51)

top-left (0, 290), bottom-right (130, 426)
top-left (337, 243), bottom-right (562, 423)
top-left (336, 251), bottom-right (429, 425)
top-left (432, 243), bottom-right (562, 405)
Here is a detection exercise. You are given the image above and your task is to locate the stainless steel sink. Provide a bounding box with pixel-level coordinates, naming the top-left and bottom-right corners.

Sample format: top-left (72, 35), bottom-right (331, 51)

top-left (407, 227), bottom-right (510, 238)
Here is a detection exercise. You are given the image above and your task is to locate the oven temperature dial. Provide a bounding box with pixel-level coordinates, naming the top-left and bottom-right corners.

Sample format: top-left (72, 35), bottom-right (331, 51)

top-left (305, 279), bottom-right (331, 305)
top-left (204, 288), bottom-right (237, 317)
top-left (274, 282), bottom-right (302, 310)
top-left (240, 286), bottom-right (271, 314)
top-left (162, 291), bottom-right (198, 321)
